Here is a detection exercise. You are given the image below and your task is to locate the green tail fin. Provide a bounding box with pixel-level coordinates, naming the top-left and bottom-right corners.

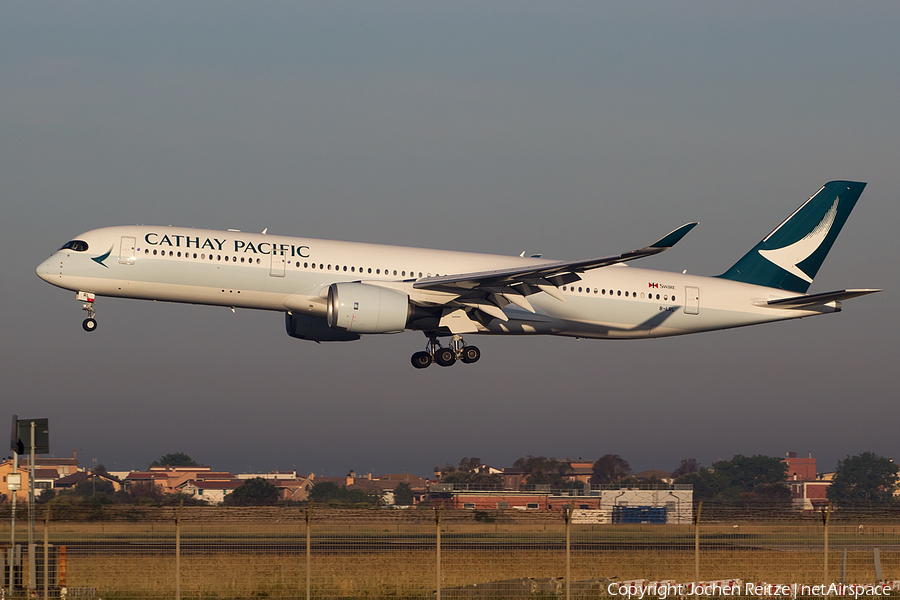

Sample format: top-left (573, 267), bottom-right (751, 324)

top-left (717, 181), bottom-right (866, 293)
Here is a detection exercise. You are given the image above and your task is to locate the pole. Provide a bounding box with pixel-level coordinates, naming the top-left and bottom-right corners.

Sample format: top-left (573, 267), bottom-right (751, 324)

top-left (175, 499), bottom-right (183, 600)
top-left (565, 505), bottom-right (572, 600)
top-left (306, 503), bottom-right (312, 600)
top-left (823, 502), bottom-right (832, 585)
top-left (694, 501), bottom-right (703, 599)
top-left (29, 421), bottom-right (36, 593)
top-left (9, 447), bottom-right (17, 597)
top-left (435, 508), bottom-right (442, 600)
top-left (43, 506), bottom-right (50, 599)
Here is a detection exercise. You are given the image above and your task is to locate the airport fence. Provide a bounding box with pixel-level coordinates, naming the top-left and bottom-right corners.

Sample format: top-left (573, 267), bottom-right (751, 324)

top-left (1, 503), bottom-right (900, 599)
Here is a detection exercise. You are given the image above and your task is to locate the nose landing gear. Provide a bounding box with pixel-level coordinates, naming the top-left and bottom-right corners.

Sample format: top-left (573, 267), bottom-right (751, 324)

top-left (410, 333), bottom-right (481, 369)
top-left (77, 291), bottom-right (98, 332)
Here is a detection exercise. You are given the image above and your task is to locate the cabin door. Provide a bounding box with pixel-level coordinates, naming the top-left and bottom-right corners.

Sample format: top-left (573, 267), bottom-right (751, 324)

top-left (684, 286), bottom-right (700, 315)
top-left (118, 236), bottom-right (136, 265)
top-left (269, 250), bottom-right (286, 277)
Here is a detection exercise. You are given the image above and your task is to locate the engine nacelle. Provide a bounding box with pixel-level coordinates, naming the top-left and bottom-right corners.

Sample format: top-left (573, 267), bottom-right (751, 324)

top-left (285, 312), bottom-right (360, 342)
top-left (326, 283), bottom-right (410, 334)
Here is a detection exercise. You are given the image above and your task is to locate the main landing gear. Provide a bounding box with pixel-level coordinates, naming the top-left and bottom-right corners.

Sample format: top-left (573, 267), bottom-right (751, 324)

top-left (77, 291), bottom-right (98, 332)
top-left (411, 333), bottom-right (481, 369)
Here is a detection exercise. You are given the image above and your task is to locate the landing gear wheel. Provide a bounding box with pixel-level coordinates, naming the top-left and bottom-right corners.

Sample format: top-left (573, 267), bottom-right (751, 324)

top-left (434, 347), bottom-right (456, 367)
top-left (411, 351), bottom-right (433, 369)
top-left (461, 345), bottom-right (481, 364)
top-left (82, 318), bottom-right (98, 332)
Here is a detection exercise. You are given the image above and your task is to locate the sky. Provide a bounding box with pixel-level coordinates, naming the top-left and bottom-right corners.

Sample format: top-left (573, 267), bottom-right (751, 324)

top-left (2, 2), bottom-right (898, 479)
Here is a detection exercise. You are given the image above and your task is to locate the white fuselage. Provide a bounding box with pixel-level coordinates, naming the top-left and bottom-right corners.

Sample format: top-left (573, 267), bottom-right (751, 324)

top-left (36, 225), bottom-right (837, 340)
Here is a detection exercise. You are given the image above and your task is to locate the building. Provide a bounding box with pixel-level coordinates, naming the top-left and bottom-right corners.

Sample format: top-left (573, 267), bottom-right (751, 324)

top-left (0, 452), bottom-right (84, 502)
top-left (784, 452), bottom-right (817, 481)
top-left (179, 480), bottom-right (244, 504)
top-left (784, 452), bottom-right (830, 510)
top-left (55, 471), bottom-right (124, 493)
top-left (567, 461), bottom-right (594, 484)
top-left (429, 483), bottom-right (693, 523)
top-left (631, 470), bottom-right (674, 485)
top-left (124, 466), bottom-right (235, 494)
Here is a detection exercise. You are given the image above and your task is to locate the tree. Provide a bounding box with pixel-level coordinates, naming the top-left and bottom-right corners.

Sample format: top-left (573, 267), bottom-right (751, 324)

top-left (591, 455), bottom-right (631, 484)
top-left (36, 488), bottom-right (57, 504)
top-left (827, 452), bottom-right (899, 507)
top-left (672, 458), bottom-right (700, 478)
top-left (675, 454), bottom-right (789, 505)
top-left (128, 481), bottom-right (165, 503)
top-left (394, 482), bottom-right (414, 506)
top-left (512, 456), bottom-right (577, 488)
top-left (71, 477), bottom-right (116, 498)
top-left (150, 452), bottom-right (199, 468)
top-left (440, 460), bottom-right (501, 486)
top-left (224, 477), bottom-right (280, 506)
top-left (308, 481), bottom-right (381, 506)
top-left (458, 457), bottom-right (483, 472)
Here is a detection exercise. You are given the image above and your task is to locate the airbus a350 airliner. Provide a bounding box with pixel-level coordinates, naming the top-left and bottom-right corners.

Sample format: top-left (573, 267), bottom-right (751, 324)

top-left (36, 181), bottom-right (879, 368)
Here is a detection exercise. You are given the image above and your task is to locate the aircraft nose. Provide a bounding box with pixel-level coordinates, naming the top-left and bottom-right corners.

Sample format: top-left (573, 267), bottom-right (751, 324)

top-left (35, 258), bottom-right (55, 282)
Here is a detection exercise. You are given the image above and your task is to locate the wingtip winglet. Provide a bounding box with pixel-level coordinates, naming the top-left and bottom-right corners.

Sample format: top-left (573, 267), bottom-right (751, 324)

top-left (650, 222), bottom-right (698, 250)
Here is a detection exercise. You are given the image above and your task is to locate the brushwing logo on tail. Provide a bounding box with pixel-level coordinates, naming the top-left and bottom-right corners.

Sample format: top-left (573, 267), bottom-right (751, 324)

top-left (758, 198), bottom-right (839, 284)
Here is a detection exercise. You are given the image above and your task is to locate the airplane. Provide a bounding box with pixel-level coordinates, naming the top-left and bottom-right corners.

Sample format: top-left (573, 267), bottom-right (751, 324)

top-left (36, 181), bottom-right (880, 369)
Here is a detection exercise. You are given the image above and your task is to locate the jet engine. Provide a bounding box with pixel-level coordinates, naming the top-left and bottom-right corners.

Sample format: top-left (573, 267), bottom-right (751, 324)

top-left (326, 282), bottom-right (410, 334)
top-left (285, 312), bottom-right (360, 342)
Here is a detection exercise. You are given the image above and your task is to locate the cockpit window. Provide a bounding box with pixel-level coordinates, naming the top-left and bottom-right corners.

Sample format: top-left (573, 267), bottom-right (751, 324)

top-left (59, 240), bottom-right (89, 252)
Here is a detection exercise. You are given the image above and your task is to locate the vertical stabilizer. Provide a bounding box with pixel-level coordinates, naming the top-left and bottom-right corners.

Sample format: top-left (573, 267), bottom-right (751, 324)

top-left (717, 181), bottom-right (866, 293)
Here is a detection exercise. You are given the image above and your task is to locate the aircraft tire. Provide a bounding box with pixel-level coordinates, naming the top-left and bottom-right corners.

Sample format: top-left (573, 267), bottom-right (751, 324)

top-left (411, 351), bottom-right (433, 369)
top-left (82, 318), bottom-right (97, 332)
top-left (434, 348), bottom-right (456, 367)
top-left (460, 346), bottom-right (481, 364)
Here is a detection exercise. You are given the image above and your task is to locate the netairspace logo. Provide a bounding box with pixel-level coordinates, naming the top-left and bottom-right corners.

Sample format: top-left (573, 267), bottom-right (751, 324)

top-left (606, 579), bottom-right (899, 599)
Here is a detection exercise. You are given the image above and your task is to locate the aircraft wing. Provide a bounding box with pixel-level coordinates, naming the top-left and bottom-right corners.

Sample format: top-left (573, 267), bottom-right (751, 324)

top-left (765, 288), bottom-right (882, 309)
top-left (410, 223), bottom-right (697, 312)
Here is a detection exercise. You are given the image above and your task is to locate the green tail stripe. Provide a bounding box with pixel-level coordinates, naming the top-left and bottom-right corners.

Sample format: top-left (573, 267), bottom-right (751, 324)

top-left (717, 181), bottom-right (866, 293)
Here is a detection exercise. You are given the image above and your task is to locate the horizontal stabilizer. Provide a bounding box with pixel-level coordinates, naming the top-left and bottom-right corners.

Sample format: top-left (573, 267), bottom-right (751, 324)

top-left (766, 288), bottom-right (882, 309)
